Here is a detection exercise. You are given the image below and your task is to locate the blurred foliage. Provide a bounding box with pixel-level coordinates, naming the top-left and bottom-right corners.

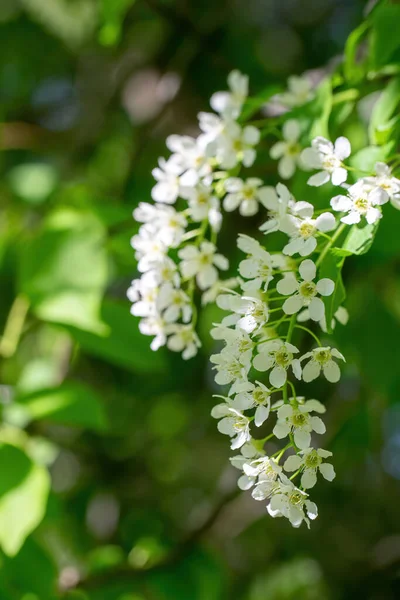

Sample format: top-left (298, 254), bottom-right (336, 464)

top-left (0, 0), bottom-right (400, 598)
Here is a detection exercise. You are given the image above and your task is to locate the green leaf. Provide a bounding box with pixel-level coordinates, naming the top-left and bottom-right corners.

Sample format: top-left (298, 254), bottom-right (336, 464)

top-left (66, 299), bottom-right (167, 373)
top-left (343, 20), bottom-right (370, 83)
top-left (240, 85), bottom-right (281, 121)
top-left (370, 2), bottom-right (400, 68)
top-left (17, 382), bottom-right (108, 431)
top-left (342, 220), bottom-right (380, 255)
top-left (369, 76), bottom-right (400, 144)
top-left (98, 0), bottom-right (135, 46)
top-left (0, 444), bottom-right (50, 556)
top-left (319, 250), bottom-right (346, 334)
top-left (350, 144), bottom-right (393, 172)
top-left (18, 209), bottom-right (109, 334)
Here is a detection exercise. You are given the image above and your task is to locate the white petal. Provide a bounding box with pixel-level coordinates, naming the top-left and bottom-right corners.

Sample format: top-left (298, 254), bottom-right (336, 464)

top-left (330, 195), bottom-right (352, 212)
top-left (341, 211), bottom-right (361, 225)
top-left (334, 136), bottom-right (351, 160)
top-left (299, 237), bottom-right (317, 257)
top-left (323, 361), bottom-right (341, 383)
top-left (299, 259), bottom-right (316, 282)
top-left (243, 126), bottom-right (260, 145)
top-left (303, 360), bottom-right (321, 382)
top-left (319, 463), bottom-right (336, 481)
top-left (283, 294), bottom-right (303, 315)
top-left (291, 359), bottom-right (302, 380)
top-left (217, 417), bottom-right (235, 436)
top-left (294, 429), bottom-right (311, 450)
top-left (255, 404), bottom-right (270, 427)
top-left (310, 416), bottom-right (326, 434)
top-left (331, 167), bottom-right (348, 186)
top-left (366, 207), bottom-right (381, 224)
top-left (270, 141), bottom-right (286, 159)
top-left (277, 276), bottom-right (298, 295)
top-left (273, 421), bottom-right (291, 439)
top-left (253, 353), bottom-right (275, 372)
top-left (284, 454), bottom-right (302, 472)
top-left (278, 156), bottom-right (296, 179)
top-left (270, 366), bottom-right (287, 388)
top-left (301, 468), bottom-right (317, 489)
top-left (238, 475), bottom-right (255, 490)
top-left (309, 297), bottom-right (325, 321)
top-left (316, 278), bottom-right (334, 296)
top-left (283, 119), bottom-right (300, 142)
top-left (315, 212), bottom-right (336, 232)
top-left (307, 171), bottom-right (330, 187)
top-left (223, 193), bottom-right (241, 212)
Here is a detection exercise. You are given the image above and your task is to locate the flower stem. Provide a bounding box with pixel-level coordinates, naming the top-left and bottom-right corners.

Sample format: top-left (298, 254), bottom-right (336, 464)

top-left (294, 324), bottom-right (322, 346)
top-left (316, 222), bottom-right (347, 267)
top-left (0, 295), bottom-right (30, 358)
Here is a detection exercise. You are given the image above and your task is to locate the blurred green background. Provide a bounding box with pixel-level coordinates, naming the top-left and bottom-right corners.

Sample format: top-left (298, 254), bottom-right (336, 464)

top-left (1, 0), bottom-right (400, 598)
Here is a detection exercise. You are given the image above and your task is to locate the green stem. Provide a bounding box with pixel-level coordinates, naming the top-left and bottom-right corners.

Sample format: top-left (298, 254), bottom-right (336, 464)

top-left (316, 222), bottom-right (347, 267)
top-left (294, 324), bottom-right (322, 347)
top-left (0, 295), bottom-right (30, 358)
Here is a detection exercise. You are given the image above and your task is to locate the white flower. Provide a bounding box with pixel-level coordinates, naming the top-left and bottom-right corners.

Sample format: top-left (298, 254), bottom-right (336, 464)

top-left (166, 324), bottom-right (200, 359)
top-left (237, 234), bottom-right (274, 292)
top-left (330, 179), bottom-right (383, 225)
top-left (156, 282), bottom-right (192, 323)
top-left (217, 122), bottom-right (260, 169)
top-left (133, 203), bottom-right (187, 248)
top-left (259, 183), bottom-right (295, 235)
top-left (210, 349), bottom-right (250, 389)
top-left (210, 70), bottom-right (248, 118)
top-left (178, 241), bottom-right (228, 290)
top-left (128, 276), bottom-right (157, 318)
top-left (267, 475), bottom-right (318, 528)
top-left (246, 457), bottom-right (282, 498)
top-left (181, 183), bottom-right (219, 223)
top-left (211, 404), bottom-right (251, 449)
top-left (201, 277), bottom-right (239, 306)
top-left (277, 259), bottom-right (334, 321)
top-left (300, 346), bottom-right (345, 383)
top-left (282, 202), bottom-right (336, 257)
top-left (253, 340), bottom-right (301, 388)
top-left (273, 398), bottom-right (326, 449)
top-left (236, 296), bottom-right (269, 334)
top-left (223, 177), bottom-right (269, 216)
top-left (270, 120), bottom-right (303, 179)
top-left (131, 226), bottom-right (167, 272)
top-left (211, 325), bottom-right (254, 368)
top-left (301, 136), bottom-right (351, 187)
top-left (284, 448), bottom-right (335, 489)
top-left (297, 305), bottom-right (349, 332)
top-left (166, 134), bottom-right (210, 184)
top-left (363, 162), bottom-right (400, 207)
top-left (230, 442), bottom-right (265, 490)
top-left (151, 155), bottom-right (185, 204)
top-left (276, 75), bottom-right (314, 108)
top-left (233, 381), bottom-right (271, 427)
top-left (139, 316), bottom-right (167, 351)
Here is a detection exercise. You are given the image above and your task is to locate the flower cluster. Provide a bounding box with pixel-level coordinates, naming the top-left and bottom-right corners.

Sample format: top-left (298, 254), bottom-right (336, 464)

top-left (128, 71), bottom-right (267, 358)
top-left (131, 69), bottom-right (400, 527)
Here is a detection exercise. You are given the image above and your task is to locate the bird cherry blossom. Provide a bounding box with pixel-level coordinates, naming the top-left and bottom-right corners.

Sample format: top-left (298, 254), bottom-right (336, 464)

top-left (275, 75), bottom-right (315, 108)
top-left (267, 475), bottom-right (318, 528)
top-left (330, 179), bottom-right (384, 225)
top-left (233, 381), bottom-right (272, 427)
top-left (277, 259), bottom-right (334, 321)
top-left (211, 404), bottom-right (251, 449)
top-left (210, 69), bottom-right (248, 118)
top-left (301, 136), bottom-right (351, 186)
top-left (178, 241), bottom-right (228, 290)
top-left (300, 346), bottom-right (345, 383)
top-left (259, 183), bottom-right (295, 235)
top-left (270, 119), bottom-right (303, 179)
top-left (282, 202), bottom-right (336, 257)
top-left (223, 177), bottom-right (270, 216)
top-left (253, 340), bottom-right (301, 388)
top-left (273, 398), bottom-right (326, 449)
top-left (284, 447), bottom-right (335, 489)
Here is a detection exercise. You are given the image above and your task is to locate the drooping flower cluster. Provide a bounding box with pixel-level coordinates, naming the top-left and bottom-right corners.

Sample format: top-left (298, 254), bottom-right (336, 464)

top-left (128, 71), bottom-right (267, 358)
top-left (131, 69), bottom-right (400, 527)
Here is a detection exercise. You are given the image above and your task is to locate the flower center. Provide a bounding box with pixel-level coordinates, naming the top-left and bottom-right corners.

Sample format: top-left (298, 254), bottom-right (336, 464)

top-left (299, 221), bottom-right (316, 239)
top-left (197, 193), bottom-right (209, 205)
top-left (199, 253), bottom-right (213, 265)
top-left (258, 263), bottom-right (272, 278)
top-left (242, 185), bottom-right (255, 200)
top-left (314, 348), bottom-right (331, 364)
top-left (253, 387), bottom-right (268, 404)
top-left (233, 139), bottom-right (244, 153)
top-left (305, 451), bottom-right (321, 469)
top-left (299, 281), bottom-right (316, 298)
top-left (354, 196), bottom-right (369, 213)
top-left (286, 142), bottom-right (300, 157)
top-left (289, 491), bottom-right (305, 507)
top-left (275, 349), bottom-right (292, 368)
top-left (322, 155), bottom-right (340, 172)
top-left (292, 412), bottom-right (307, 427)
